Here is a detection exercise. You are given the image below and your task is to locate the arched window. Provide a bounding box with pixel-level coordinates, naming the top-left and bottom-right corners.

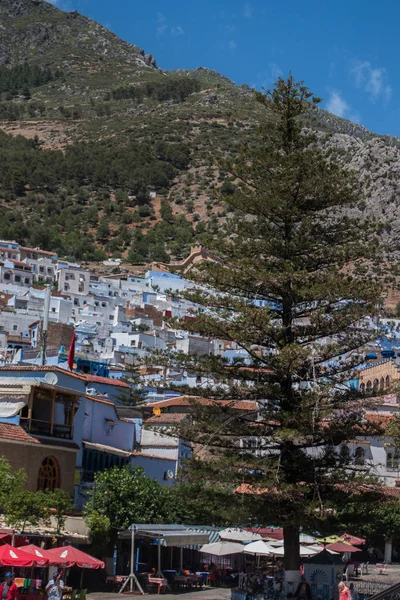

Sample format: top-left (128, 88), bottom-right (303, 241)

top-left (380, 377), bottom-right (385, 391)
top-left (386, 375), bottom-right (391, 388)
top-left (366, 380), bottom-right (372, 392)
top-left (355, 447), bottom-right (365, 466)
top-left (360, 383), bottom-right (365, 393)
top-left (340, 445), bottom-right (350, 461)
top-left (373, 378), bottom-right (379, 390)
top-left (37, 456), bottom-right (60, 491)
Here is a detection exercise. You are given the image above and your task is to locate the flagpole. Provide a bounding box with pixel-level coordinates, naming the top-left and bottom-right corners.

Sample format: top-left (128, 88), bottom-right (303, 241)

top-left (41, 285), bottom-right (51, 366)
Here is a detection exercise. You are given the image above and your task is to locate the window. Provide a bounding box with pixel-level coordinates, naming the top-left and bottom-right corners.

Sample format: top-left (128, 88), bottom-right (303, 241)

top-left (359, 383), bottom-right (365, 393)
top-left (387, 448), bottom-right (400, 470)
top-left (373, 378), bottom-right (379, 390)
top-left (386, 375), bottom-right (391, 388)
top-left (13, 325), bottom-right (17, 331)
top-left (51, 307), bottom-right (56, 313)
top-left (24, 278), bottom-right (29, 284)
top-left (37, 456), bottom-right (60, 491)
top-left (380, 377), bottom-right (385, 391)
top-left (340, 445), bottom-right (350, 461)
top-left (14, 275), bottom-right (21, 283)
top-left (366, 380), bottom-right (372, 392)
top-left (355, 447), bottom-right (365, 466)
top-left (3, 273), bottom-right (10, 281)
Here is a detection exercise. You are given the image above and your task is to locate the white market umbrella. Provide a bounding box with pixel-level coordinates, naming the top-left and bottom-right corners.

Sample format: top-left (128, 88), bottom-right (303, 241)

top-left (219, 528), bottom-right (262, 543)
top-left (243, 540), bottom-right (276, 556)
top-left (199, 541), bottom-right (244, 556)
top-left (269, 539), bottom-right (284, 547)
top-left (300, 534), bottom-right (317, 544)
top-left (272, 545), bottom-right (320, 558)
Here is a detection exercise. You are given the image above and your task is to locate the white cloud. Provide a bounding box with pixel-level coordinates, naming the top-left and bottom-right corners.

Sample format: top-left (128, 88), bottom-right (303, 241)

top-left (326, 90), bottom-right (360, 123)
top-left (156, 13), bottom-right (167, 37)
top-left (171, 25), bottom-right (184, 36)
top-left (46, 0), bottom-right (60, 4)
top-left (244, 2), bottom-right (253, 18)
top-left (351, 60), bottom-right (392, 104)
top-left (228, 40), bottom-right (237, 51)
top-left (326, 91), bottom-right (350, 117)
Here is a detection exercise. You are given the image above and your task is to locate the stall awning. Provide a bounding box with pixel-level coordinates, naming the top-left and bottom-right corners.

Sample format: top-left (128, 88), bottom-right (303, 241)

top-left (118, 524), bottom-right (210, 547)
top-left (0, 395), bottom-right (29, 418)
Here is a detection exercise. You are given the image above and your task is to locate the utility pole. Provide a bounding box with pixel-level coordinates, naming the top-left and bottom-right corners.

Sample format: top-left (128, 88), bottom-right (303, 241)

top-left (41, 285), bottom-right (51, 366)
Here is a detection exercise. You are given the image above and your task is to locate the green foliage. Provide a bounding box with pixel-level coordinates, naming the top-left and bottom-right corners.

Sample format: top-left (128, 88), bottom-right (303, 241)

top-left (108, 77), bottom-right (200, 103)
top-left (44, 488), bottom-right (74, 534)
top-left (337, 500), bottom-right (400, 541)
top-left (83, 466), bottom-right (180, 545)
top-left (0, 64), bottom-right (60, 97)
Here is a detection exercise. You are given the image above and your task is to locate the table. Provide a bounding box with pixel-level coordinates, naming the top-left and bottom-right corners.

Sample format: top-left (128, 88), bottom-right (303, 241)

top-left (376, 563), bottom-right (388, 574)
top-left (105, 576), bottom-right (128, 592)
top-left (148, 576), bottom-right (167, 595)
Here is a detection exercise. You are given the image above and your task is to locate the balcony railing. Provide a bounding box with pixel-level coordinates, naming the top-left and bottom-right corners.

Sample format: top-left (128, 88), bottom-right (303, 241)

top-left (20, 418), bottom-right (72, 440)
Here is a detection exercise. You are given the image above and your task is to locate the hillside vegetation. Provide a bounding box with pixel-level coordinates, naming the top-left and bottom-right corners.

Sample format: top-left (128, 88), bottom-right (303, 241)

top-left (0, 0), bottom-right (400, 271)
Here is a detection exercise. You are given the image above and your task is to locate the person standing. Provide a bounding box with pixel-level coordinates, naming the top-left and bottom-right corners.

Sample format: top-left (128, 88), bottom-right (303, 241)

top-left (339, 581), bottom-right (351, 600)
top-left (295, 575), bottom-right (312, 600)
top-left (349, 582), bottom-right (359, 600)
top-left (0, 573), bottom-right (18, 600)
top-left (46, 570), bottom-right (65, 600)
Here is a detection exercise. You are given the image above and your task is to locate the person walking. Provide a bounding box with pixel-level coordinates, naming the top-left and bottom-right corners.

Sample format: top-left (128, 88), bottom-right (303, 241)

top-left (46, 570), bottom-right (65, 600)
top-left (0, 573), bottom-right (18, 600)
top-left (339, 581), bottom-right (351, 600)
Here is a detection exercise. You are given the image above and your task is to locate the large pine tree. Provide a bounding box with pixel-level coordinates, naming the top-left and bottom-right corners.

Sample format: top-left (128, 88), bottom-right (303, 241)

top-left (163, 77), bottom-right (384, 580)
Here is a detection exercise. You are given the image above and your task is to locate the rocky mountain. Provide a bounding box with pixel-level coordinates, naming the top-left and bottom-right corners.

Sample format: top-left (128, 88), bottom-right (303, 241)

top-left (0, 0), bottom-right (400, 269)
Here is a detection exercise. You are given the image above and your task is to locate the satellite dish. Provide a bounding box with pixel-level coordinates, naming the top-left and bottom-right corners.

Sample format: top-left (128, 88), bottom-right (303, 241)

top-left (153, 407), bottom-right (161, 416)
top-left (165, 470), bottom-right (174, 480)
top-left (44, 372), bottom-right (58, 386)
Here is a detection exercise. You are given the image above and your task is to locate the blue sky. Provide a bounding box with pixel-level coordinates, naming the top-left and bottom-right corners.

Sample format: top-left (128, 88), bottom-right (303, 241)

top-left (49, 0), bottom-right (399, 136)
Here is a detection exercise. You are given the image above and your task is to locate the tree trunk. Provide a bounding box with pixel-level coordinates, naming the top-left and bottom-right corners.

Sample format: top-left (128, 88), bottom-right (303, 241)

top-left (283, 524), bottom-right (300, 585)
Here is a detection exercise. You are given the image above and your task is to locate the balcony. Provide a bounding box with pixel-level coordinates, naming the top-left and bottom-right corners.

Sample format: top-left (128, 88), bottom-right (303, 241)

top-left (20, 418), bottom-right (72, 439)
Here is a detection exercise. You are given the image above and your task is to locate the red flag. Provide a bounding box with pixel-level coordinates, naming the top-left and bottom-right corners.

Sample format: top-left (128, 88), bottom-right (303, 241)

top-left (67, 331), bottom-right (76, 371)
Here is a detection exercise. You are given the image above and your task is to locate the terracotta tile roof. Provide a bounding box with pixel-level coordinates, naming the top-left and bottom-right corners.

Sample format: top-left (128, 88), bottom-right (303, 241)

top-left (0, 423), bottom-right (78, 449)
top-left (0, 423), bottom-right (41, 444)
top-left (20, 247), bottom-right (57, 257)
top-left (85, 394), bottom-right (115, 407)
top-left (145, 413), bottom-right (189, 424)
top-left (146, 396), bottom-right (258, 411)
top-left (365, 413), bottom-right (393, 426)
top-left (80, 374), bottom-right (130, 388)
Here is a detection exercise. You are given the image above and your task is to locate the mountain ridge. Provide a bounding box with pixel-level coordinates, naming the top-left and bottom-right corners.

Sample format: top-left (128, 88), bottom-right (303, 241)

top-left (0, 0), bottom-right (399, 272)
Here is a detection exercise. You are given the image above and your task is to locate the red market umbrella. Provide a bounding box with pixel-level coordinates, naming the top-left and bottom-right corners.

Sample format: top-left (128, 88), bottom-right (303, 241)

top-left (45, 546), bottom-right (105, 569)
top-left (341, 533), bottom-right (366, 546)
top-left (326, 541), bottom-right (360, 553)
top-left (0, 544), bottom-right (35, 567)
top-left (16, 545), bottom-right (50, 567)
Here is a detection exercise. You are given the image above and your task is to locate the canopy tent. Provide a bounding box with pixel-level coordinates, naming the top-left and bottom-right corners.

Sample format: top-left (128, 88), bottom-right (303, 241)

top-left (219, 528), bottom-right (262, 543)
top-left (45, 546), bottom-right (105, 569)
top-left (0, 545), bottom-right (35, 567)
top-left (341, 533), bottom-right (366, 546)
top-left (16, 545), bottom-right (50, 566)
top-left (325, 541), bottom-right (360, 553)
top-left (243, 540), bottom-right (276, 556)
top-left (199, 541), bottom-right (244, 556)
top-left (118, 524), bottom-right (210, 591)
